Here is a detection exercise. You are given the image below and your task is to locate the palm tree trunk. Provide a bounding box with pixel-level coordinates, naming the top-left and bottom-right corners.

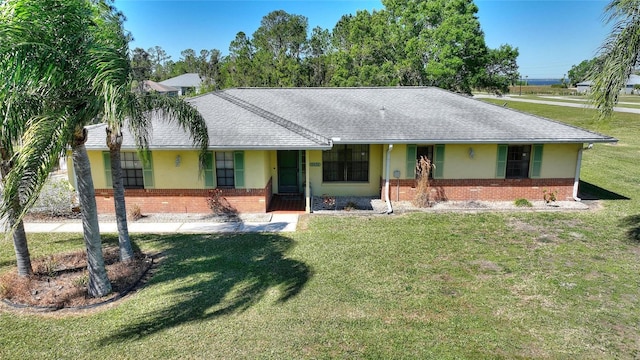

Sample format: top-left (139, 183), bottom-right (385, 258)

top-left (107, 128), bottom-right (134, 262)
top-left (72, 128), bottom-right (112, 298)
top-left (1, 149), bottom-right (33, 276)
top-left (9, 205), bottom-right (32, 277)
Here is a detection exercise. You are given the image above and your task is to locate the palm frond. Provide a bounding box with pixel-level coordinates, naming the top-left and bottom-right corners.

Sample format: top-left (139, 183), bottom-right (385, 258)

top-left (1, 112), bottom-right (73, 227)
top-left (591, 0), bottom-right (640, 120)
top-left (138, 94), bottom-right (210, 171)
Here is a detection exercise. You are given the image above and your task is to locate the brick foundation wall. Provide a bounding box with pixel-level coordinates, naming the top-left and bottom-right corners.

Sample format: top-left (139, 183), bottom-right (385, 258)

top-left (381, 178), bottom-right (575, 202)
top-left (96, 178), bottom-right (273, 214)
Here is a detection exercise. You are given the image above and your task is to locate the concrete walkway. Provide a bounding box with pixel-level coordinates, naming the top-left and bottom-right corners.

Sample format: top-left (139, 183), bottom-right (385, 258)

top-left (22, 213), bottom-right (299, 234)
top-left (474, 94), bottom-right (640, 114)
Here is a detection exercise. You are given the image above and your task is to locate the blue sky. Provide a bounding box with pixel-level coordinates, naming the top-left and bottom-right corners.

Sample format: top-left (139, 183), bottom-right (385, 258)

top-left (116, 0), bottom-right (612, 79)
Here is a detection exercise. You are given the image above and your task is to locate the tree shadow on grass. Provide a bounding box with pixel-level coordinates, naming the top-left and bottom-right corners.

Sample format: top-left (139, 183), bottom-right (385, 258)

top-left (98, 232), bottom-right (312, 345)
top-left (620, 215), bottom-right (640, 244)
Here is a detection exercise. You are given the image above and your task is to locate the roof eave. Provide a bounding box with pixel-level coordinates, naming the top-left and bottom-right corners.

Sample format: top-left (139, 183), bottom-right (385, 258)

top-left (332, 138), bottom-right (618, 145)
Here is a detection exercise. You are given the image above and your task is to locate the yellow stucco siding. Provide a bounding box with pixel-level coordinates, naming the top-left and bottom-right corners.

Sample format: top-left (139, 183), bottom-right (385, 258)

top-left (243, 150), bottom-right (271, 189)
top-left (391, 143), bottom-right (579, 180)
top-left (443, 144), bottom-right (497, 179)
top-left (153, 151), bottom-right (204, 189)
top-left (386, 144), bottom-right (409, 179)
top-left (539, 143), bottom-right (580, 178)
top-left (83, 143), bottom-right (579, 194)
top-left (307, 145), bottom-right (383, 197)
top-left (88, 151), bottom-right (108, 189)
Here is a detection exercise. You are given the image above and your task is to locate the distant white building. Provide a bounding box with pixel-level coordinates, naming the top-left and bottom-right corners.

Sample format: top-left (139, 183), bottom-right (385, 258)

top-left (159, 73), bottom-right (202, 96)
top-left (576, 80), bottom-right (593, 94)
top-left (577, 74), bottom-right (640, 94)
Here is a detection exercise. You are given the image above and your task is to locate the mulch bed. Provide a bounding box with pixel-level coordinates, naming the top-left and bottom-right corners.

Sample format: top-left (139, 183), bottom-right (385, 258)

top-left (0, 247), bottom-right (154, 311)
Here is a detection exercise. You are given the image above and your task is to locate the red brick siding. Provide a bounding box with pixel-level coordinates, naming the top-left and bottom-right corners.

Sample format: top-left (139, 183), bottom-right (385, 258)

top-left (96, 178), bottom-right (273, 214)
top-left (381, 178), bottom-right (575, 202)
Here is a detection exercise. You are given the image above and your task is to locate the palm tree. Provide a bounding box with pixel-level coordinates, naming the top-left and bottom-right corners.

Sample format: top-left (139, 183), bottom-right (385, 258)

top-left (591, 0), bottom-right (640, 119)
top-left (0, 0), bottom-right (134, 297)
top-left (0, 81), bottom-right (45, 277)
top-left (102, 92), bottom-right (209, 262)
top-left (93, 27), bottom-right (209, 262)
top-left (0, 148), bottom-right (32, 276)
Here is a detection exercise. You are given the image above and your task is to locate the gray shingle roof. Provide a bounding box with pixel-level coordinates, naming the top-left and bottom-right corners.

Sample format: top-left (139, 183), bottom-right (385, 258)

top-left (83, 87), bottom-right (615, 150)
top-left (143, 80), bottom-right (178, 93)
top-left (222, 87), bottom-right (615, 144)
top-left (159, 73), bottom-right (202, 88)
top-left (84, 92), bottom-right (330, 150)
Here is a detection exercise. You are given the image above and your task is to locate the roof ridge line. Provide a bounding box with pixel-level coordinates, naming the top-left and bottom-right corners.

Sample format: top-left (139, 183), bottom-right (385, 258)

top-left (213, 91), bottom-right (330, 146)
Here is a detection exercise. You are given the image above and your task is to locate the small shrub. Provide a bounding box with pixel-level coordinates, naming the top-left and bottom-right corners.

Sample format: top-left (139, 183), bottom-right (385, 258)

top-left (128, 204), bottom-right (143, 221)
top-left (72, 272), bottom-right (89, 288)
top-left (514, 198), bottom-right (532, 207)
top-left (30, 177), bottom-right (76, 217)
top-left (543, 189), bottom-right (558, 203)
top-left (343, 201), bottom-right (358, 211)
top-left (322, 195), bottom-right (336, 210)
top-left (36, 256), bottom-right (60, 278)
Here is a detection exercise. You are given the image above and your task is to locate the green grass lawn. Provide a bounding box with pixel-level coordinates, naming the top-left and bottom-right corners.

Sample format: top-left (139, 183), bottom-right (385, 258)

top-left (1, 102), bottom-right (640, 358)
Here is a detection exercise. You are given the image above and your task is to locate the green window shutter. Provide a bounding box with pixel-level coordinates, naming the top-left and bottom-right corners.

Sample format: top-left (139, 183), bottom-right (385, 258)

top-left (531, 144), bottom-right (544, 178)
top-left (234, 151), bottom-right (245, 188)
top-left (142, 152), bottom-right (154, 189)
top-left (204, 152), bottom-right (215, 188)
top-left (496, 144), bottom-right (508, 178)
top-left (406, 144), bottom-right (417, 179)
top-left (433, 144), bottom-right (445, 179)
top-left (102, 151), bottom-right (112, 187)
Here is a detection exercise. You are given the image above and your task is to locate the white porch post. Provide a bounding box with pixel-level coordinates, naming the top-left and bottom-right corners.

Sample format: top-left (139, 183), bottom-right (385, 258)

top-left (305, 150), bottom-right (311, 213)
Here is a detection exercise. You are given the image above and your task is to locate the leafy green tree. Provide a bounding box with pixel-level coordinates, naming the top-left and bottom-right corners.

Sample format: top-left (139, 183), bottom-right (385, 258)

top-left (252, 10), bottom-right (309, 86)
top-left (180, 48), bottom-right (199, 73)
top-left (131, 47), bottom-right (152, 85)
top-left (384, 0), bottom-right (488, 93)
top-left (305, 26), bottom-right (334, 86)
top-left (473, 44), bottom-right (520, 93)
top-left (0, 0), bottom-right (136, 297)
top-left (198, 49), bottom-right (224, 91)
top-left (226, 32), bottom-right (258, 87)
top-left (330, 10), bottom-right (401, 86)
top-left (591, 0), bottom-right (640, 119)
top-left (567, 58), bottom-right (599, 86)
top-left (147, 45), bottom-right (171, 81)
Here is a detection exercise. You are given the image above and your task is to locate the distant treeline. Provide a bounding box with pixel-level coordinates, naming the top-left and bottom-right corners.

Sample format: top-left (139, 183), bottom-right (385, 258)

top-left (132, 1), bottom-right (520, 94)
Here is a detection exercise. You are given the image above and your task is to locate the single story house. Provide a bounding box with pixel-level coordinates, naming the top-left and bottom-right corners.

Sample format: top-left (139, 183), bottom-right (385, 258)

top-left (70, 87), bottom-right (616, 214)
top-left (576, 80), bottom-right (593, 94)
top-left (576, 74), bottom-right (640, 94)
top-left (159, 73), bottom-right (202, 96)
top-left (142, 80), bottom-right (179, 96)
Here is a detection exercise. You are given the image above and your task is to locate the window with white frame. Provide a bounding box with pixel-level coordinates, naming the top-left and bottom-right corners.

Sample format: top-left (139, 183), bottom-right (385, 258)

top-left (215, 151), bottom-right (235, 188)
top-left (120, 152), bottom-right (144, 189)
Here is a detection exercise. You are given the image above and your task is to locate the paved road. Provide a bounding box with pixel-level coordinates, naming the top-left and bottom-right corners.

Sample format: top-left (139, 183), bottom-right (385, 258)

top-left (474, 94), bottom-right (640, 115)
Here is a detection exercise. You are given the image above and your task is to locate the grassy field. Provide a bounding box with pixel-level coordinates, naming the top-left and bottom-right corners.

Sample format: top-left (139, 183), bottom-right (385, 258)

top-left (506, 85), bottom-right (576, 96)
top-left (1, 102), bottom-right (640, 358)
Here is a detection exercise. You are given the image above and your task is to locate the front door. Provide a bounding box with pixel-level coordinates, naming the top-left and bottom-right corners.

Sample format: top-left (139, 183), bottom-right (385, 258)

top-left (278, 150), bottom-right (299, 193)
